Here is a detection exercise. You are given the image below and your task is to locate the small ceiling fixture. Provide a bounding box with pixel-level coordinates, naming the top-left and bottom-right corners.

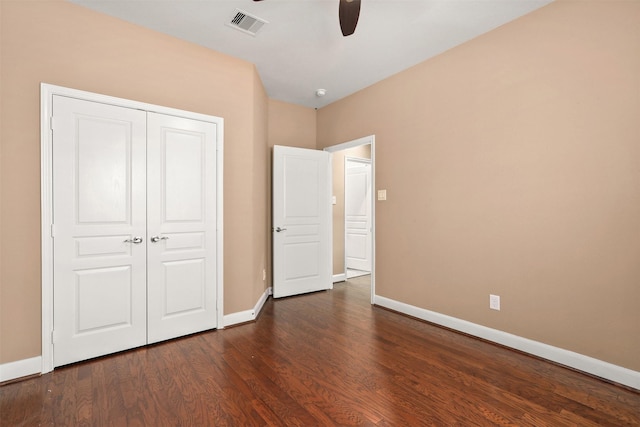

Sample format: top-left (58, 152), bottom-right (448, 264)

top-left (316, 89), bottom-right (327, 97)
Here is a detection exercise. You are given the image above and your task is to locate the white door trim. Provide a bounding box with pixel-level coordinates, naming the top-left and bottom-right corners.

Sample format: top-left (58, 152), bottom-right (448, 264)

top-left (324, 135), bottom-right (375, 304)
top-left (40, 83), bottom-right (224, 374)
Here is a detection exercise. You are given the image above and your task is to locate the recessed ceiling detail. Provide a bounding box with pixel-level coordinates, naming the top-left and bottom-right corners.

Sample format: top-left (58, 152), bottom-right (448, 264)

top-left (227, 9), bottom-right (267, 37)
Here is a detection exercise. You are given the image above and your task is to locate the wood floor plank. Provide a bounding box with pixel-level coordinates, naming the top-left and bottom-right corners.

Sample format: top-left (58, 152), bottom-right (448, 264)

top-left (1, 276), bottom-right (638, 426)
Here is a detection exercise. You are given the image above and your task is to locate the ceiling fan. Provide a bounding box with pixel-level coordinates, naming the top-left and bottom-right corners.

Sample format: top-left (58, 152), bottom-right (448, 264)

top-left (253, 0), bottom-right (361, 37)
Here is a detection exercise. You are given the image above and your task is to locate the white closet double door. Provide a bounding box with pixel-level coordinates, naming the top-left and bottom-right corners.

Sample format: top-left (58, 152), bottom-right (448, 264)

top-left (52, 96), bottom-right (217, 367)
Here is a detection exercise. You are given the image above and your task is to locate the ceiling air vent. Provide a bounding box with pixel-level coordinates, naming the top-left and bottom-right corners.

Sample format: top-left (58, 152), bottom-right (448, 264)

top-left (227, 9), bottom-right (268, 36)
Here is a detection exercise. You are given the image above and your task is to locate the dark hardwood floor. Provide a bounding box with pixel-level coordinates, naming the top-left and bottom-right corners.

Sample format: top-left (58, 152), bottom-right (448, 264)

top-left (2, 276), bottom-right (639, 426)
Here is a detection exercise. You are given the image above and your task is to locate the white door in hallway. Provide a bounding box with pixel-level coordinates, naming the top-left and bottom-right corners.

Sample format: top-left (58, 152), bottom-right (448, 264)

top-left (345, 159), bottom-right (372, 272)
top-left (146, 113), bottom-right (218, 343)
top-left (52, 96), bottom-right (219, 366)
top-left (52, 96), bottom-right (148, 366)
top-left (272, 145), bottom-right (332, 298)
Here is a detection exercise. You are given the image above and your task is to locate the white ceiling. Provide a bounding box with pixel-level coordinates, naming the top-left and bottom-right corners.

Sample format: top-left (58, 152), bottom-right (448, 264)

top-left (69, 0), bottom-right (553, 109)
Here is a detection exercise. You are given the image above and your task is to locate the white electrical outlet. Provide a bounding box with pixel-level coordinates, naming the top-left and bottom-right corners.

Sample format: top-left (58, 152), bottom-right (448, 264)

top-left (489, 294), bottom-right (500, 311)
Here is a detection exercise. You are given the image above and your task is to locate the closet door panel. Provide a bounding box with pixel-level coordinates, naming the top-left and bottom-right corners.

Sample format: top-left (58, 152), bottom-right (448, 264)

top-left (52, 96), bottom-right (147, 367)
top-left (146, 113), bottom-right (218, 344)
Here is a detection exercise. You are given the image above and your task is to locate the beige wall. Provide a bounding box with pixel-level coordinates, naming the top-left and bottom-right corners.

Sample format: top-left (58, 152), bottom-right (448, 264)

top-left (332, 145), bottom-right (371, 275)
top-left (317, 0), bottom-right (640, 371)
top-left (0, 1), bottom-right (268, 364)
top-left (268, 99), bottom-right (317, 149)
top-left (252, 71), bottom-right (270, 303)
top-left (266, 99), bottom-right (317, 284)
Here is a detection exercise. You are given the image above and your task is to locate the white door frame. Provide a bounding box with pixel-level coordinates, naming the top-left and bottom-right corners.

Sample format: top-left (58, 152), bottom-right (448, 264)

top-left (344, 156), bottom-right (372, 273)
top-left (324, 135), bottom-right (375, 304)
top-left (40, 83), bottom-right (224, 374)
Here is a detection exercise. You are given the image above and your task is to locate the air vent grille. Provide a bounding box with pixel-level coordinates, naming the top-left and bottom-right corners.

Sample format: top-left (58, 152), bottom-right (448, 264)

top-left (227, 9), bottom-right (267, 36)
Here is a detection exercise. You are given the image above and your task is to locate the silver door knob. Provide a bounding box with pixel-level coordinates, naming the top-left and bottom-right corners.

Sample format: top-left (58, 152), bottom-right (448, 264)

top-left (124, 236), bottom-right (143, 244)
top-left (274, 227), bottom-right (287, 232)
top-left (150, 236), bottom-right (169, 243)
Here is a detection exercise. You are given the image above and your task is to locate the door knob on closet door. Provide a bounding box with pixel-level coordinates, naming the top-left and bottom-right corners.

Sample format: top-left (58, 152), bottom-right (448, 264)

top-left (124, 236), bottom-right (143, 244)
top-left (150, 236), bottom-right (169, 243)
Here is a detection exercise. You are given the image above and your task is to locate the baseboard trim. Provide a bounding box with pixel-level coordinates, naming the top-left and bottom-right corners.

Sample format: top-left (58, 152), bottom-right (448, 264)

top-left (0, 356), bottom-right (42, 383)
top-left (7, 295), bottom-right (635, 389)
top-left (223, 287), bottom-right (272, 327)
top-left (374, 295), bottom-right (640, 391)
top-left (2, 288), bottom-right (275, 382)
top-left (333, 273), bottom-right (346, 283)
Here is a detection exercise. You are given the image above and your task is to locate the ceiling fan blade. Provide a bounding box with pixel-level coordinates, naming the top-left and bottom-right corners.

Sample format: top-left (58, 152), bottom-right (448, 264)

top-left (339, 0), bottom-right (361, 37)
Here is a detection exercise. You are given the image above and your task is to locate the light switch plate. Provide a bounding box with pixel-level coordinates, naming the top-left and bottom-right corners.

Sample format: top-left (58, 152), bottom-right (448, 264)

top-left (377, 189), bottom-right (387, 201)
top-left (490, 294), bottom-right (500, 311)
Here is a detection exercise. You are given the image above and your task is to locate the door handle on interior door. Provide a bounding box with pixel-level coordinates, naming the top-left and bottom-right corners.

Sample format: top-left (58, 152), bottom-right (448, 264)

top-left (150, 236), bottom-right (169, 243)
top-left (124, 237), bottom-right (143, 244)
top-left (274, 227), bottom-right (287, 232)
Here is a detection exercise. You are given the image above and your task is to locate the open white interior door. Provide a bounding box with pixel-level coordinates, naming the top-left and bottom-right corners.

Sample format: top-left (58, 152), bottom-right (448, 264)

top-left (272, 145), bottom-right (332, 298)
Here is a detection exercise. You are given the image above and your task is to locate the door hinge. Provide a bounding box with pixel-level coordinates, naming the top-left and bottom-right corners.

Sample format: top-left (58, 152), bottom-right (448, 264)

top-left (50, 224), bottom-right (56, 238)
top-left (50, 116), bottom-right (54, 131)
top-left (51, 330), bottom-right (56, 343)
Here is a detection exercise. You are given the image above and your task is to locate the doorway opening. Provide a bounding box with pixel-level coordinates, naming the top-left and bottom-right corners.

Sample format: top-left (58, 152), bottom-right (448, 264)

top-left (324, 135), bottom-right (375, 304)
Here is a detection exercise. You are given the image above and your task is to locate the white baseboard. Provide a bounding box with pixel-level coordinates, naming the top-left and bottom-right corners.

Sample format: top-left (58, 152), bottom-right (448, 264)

top-left (223, 286), bottom-right (272, 327)
top-left (333, 273), bottom-right (346, 283)
top-left (2, 288), bottom-right (275, 382)
top-left (7, 294), bottom-right (636, 390)
top-left (0, 356), bottom-right (42, 383)
top-left (374, 295), bottom-right (640, 391)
